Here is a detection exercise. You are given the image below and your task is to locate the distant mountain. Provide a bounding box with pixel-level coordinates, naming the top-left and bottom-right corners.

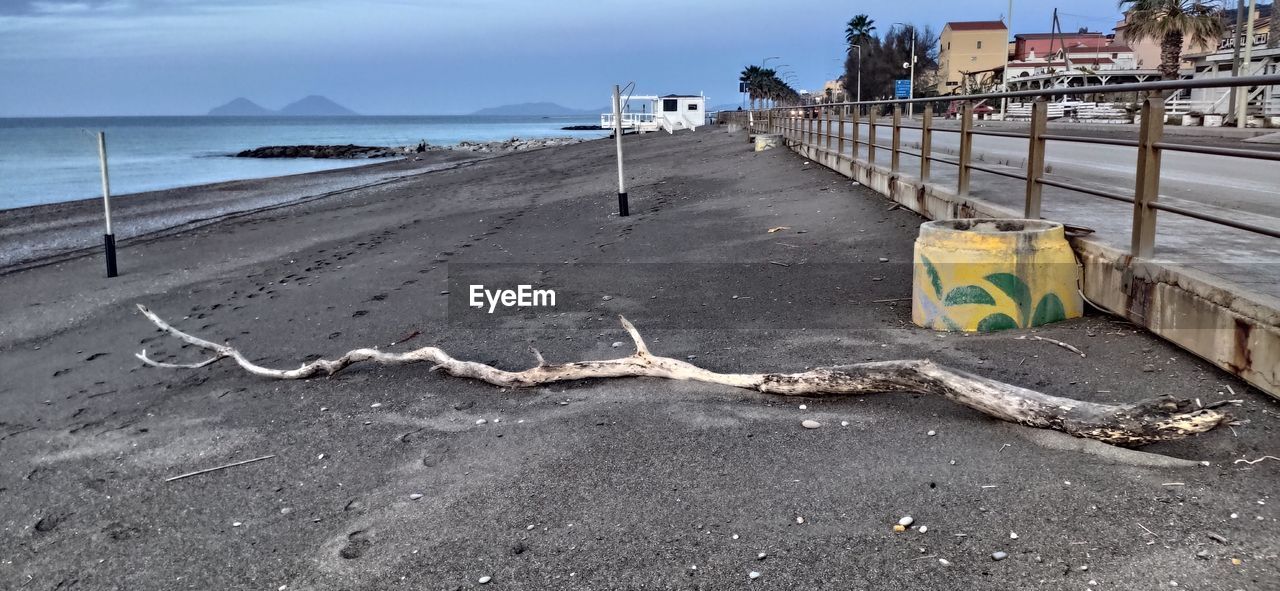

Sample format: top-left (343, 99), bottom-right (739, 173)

top-left (471, 102), bottom-right (598, 116)
top-left (279, 95), bottom-right (358, 116)
top-left (206, 95), bottom-right (357, 117)
top-left (207, 98), bottom-right (275, 116)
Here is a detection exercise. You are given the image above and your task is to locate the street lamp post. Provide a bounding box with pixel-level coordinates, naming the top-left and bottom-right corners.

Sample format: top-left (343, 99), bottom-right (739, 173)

top-left (850, 44), bottom-right (862, 103)
top-left (893, 23), bottom-right (917, 117)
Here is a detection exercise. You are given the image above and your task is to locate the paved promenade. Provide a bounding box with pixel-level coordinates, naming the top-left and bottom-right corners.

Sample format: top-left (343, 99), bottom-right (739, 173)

top-left (0, 129), bottom-right (1275, 590)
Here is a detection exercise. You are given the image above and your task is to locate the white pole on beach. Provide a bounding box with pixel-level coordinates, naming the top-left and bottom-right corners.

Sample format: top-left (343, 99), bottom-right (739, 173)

top-left (97, 131), bottom-right (119, 277)
top-left (612, 84), bottom-right (629, 217)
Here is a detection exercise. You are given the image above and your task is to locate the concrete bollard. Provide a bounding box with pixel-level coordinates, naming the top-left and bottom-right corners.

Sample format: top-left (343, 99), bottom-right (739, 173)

top-left (911, 219), bottom-right (1082, 332)
top-left (753, 134), bottom-right (782, 152)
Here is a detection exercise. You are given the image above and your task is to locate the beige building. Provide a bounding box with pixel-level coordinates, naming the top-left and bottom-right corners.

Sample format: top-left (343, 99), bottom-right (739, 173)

top-left (936, 20), bottom-right (1009, 94)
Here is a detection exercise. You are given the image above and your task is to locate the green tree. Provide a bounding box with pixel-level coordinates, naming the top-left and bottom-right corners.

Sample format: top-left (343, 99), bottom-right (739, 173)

top-left (1119, 0), bottom-right (1226, 79)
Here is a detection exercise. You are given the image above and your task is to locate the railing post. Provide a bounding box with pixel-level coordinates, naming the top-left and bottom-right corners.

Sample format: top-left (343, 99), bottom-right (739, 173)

top-left (837, 106), bottom-right (846, 158)
top-left (891, 105), bottom-right (902, 173)
top-left (868, 107), bottom-right (877, 165)
top-left (1024, 99), bottom-right (1048, 219)
top-left (851, 105), bottom-right (861, 161)
top-left (826, 106), bottom-right (834, 152)
top-left (920, 103), bottom-right (933, 182)
top-left (1131, 92), bottom-right (1164, 258)
top-left (957, 102), bottom-right (974, 196)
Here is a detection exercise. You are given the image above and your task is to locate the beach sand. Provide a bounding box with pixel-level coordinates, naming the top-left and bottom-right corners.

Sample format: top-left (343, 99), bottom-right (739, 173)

top-left (1, 129), bottom-right (1276, 590)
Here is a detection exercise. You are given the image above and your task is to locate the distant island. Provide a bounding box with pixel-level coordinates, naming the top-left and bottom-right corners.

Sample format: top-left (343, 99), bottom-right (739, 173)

top-left (207, 95), bottom-right (358, 116)
top-left (470, 102), bottom-right (601, 117)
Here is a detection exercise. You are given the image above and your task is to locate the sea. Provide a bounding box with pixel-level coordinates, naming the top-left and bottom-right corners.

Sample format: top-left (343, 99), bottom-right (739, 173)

top-left (0, 115), bottom-right (607, 210)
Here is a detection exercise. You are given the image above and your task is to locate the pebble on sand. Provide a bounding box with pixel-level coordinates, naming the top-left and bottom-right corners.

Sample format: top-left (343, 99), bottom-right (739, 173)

top-left (992, 551), bottom-right (1008, 561)
top-left (801, 420), bottom-right (821, 429)
top-left (409, 493), bottom-right (423, 500)
top-left (841, 421), bottom-right (849, 427)
top-left (938, 559), bottom-right (952, 567)
top-left (749, 571), bottom-right (761, 579)
top-left (757, 552), bottom-right (767, 560)
top-left (898, 516), bottom-right (914, 527)
top-left (478, 576), bottom-right (492, 584)
top-left (476, 419), bottom-right (487, 425)
top-left (927, 430), bottom-right (936, 436)
top-left (798, 404), bottom-right (807, 410)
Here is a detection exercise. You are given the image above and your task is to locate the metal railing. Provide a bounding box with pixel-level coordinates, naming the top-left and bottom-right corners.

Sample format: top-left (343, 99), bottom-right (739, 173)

top-left (746, 74), bottom-right (1280, 258)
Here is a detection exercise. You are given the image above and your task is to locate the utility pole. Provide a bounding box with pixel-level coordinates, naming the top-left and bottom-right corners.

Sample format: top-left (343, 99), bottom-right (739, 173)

top-left (893, 23), bottom-right (916, 116)
top-left (849, 45), bottom-right (862, 103)
top-left (1228, 0), bottom-right (1244, 124)
top-left (1001, 0), bottom-right (1013, 119)
top-left (97, 131), bottom-right (118, 278)
top-left (908, 26), bottom-right (917, 117)
top-left (1236, 0), bottom-right (1258, 128)
top-left (612, 84), bottom-right (628, 217)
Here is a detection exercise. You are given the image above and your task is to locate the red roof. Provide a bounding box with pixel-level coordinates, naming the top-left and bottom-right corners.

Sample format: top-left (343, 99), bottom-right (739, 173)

top-left (946, 20), bottom-right (1007, 31)
top-left (1016, 32), bottom-right (1105, 40)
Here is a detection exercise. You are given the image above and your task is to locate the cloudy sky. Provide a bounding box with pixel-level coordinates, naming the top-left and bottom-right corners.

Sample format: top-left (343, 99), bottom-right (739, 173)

top-left (0, 0), bottom-right (1131, 116)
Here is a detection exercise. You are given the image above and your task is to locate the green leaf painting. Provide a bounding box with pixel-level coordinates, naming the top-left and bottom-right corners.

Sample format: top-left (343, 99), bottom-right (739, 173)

top-left (920, 266), bottom-right (1071, 332)
top-left (920, 255), bottom-right (943, 300)
top-left (984, 273), bottom-right (1032, 327)
top-left (1031, 293), bottom-right (1067, 326)
top-left (977, 313), bottom-right (1019, 332)
top-left (943, 285), bottom-right (996, 306)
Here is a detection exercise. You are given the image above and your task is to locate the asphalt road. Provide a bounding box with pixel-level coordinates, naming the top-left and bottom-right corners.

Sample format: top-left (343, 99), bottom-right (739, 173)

top-left (1, 128), bottom-right (1276, 590)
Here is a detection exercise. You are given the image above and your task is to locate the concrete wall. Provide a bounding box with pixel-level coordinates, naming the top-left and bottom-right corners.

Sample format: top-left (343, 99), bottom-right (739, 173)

top-left (781, 136), bottom-right (1280, 399)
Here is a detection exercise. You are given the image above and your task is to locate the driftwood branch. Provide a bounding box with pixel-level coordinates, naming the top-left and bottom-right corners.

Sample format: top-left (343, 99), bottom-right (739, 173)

top-left (134, 304), bottom-right (1227, 446)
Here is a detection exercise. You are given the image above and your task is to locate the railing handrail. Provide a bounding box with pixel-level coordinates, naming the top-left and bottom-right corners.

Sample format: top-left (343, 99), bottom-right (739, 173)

top-left (754, 74), bottom-right (1280, 110)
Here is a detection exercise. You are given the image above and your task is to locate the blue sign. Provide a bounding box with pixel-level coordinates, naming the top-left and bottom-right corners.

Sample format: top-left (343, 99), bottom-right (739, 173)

top-left (895, 79), bottom-right (911, 99)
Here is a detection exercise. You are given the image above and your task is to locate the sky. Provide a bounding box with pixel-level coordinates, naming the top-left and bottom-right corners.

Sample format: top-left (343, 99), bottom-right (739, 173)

top-left (0, 0), bottom-right (1134, 116)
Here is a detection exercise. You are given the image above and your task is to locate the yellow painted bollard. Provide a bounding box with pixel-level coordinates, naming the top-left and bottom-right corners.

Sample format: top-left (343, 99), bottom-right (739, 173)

top-left (912, 219), bottom-right (1082, 332)
top-left (754, 134), bottom-right (781, 152)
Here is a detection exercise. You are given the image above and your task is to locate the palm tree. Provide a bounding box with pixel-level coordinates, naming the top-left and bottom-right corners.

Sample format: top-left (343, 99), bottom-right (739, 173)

top-left (1119, 0), bottom-right (1225, 79)
top-left (740, 65), bottom-right (764, 109)
top-left (845, 14), bottom-right (876, 51)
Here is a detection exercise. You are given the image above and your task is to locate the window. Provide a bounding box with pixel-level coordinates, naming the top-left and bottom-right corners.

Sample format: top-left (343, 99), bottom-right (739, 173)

top-left (977, 40), bottom-right (983, 49)
top-left (947, 42), bottom-right (951, 50)
top-left (687, 103), bottom-right (699, 111)
top-left (946, 81), bottom-right (959, 86)
top-left (662, 99), bottom-right (677, 112)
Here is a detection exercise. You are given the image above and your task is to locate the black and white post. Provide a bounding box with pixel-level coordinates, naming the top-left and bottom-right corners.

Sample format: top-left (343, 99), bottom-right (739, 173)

top-left (97, 131), bottom-right (118, 278)
top-left (612, 84), bottom-right (629, 217)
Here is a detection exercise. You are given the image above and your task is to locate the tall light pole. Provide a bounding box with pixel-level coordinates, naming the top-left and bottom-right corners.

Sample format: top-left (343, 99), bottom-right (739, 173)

top-left (850, 44), bottom-right (863, 103)
top-left (1236, 0), bottom-right (1258, 128)
top-left (894, 23), bottom-right (917, 117)
top-left (1001, 0), bottom-right (1013, 119)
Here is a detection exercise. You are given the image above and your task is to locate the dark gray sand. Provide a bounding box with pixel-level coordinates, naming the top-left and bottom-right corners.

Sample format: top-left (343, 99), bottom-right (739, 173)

top-left (0, 128), bottom-right (1275, 590)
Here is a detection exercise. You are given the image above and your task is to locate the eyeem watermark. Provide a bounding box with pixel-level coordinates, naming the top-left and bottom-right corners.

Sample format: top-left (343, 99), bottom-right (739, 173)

top-left (469, 284), bottom-right (557, 313)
